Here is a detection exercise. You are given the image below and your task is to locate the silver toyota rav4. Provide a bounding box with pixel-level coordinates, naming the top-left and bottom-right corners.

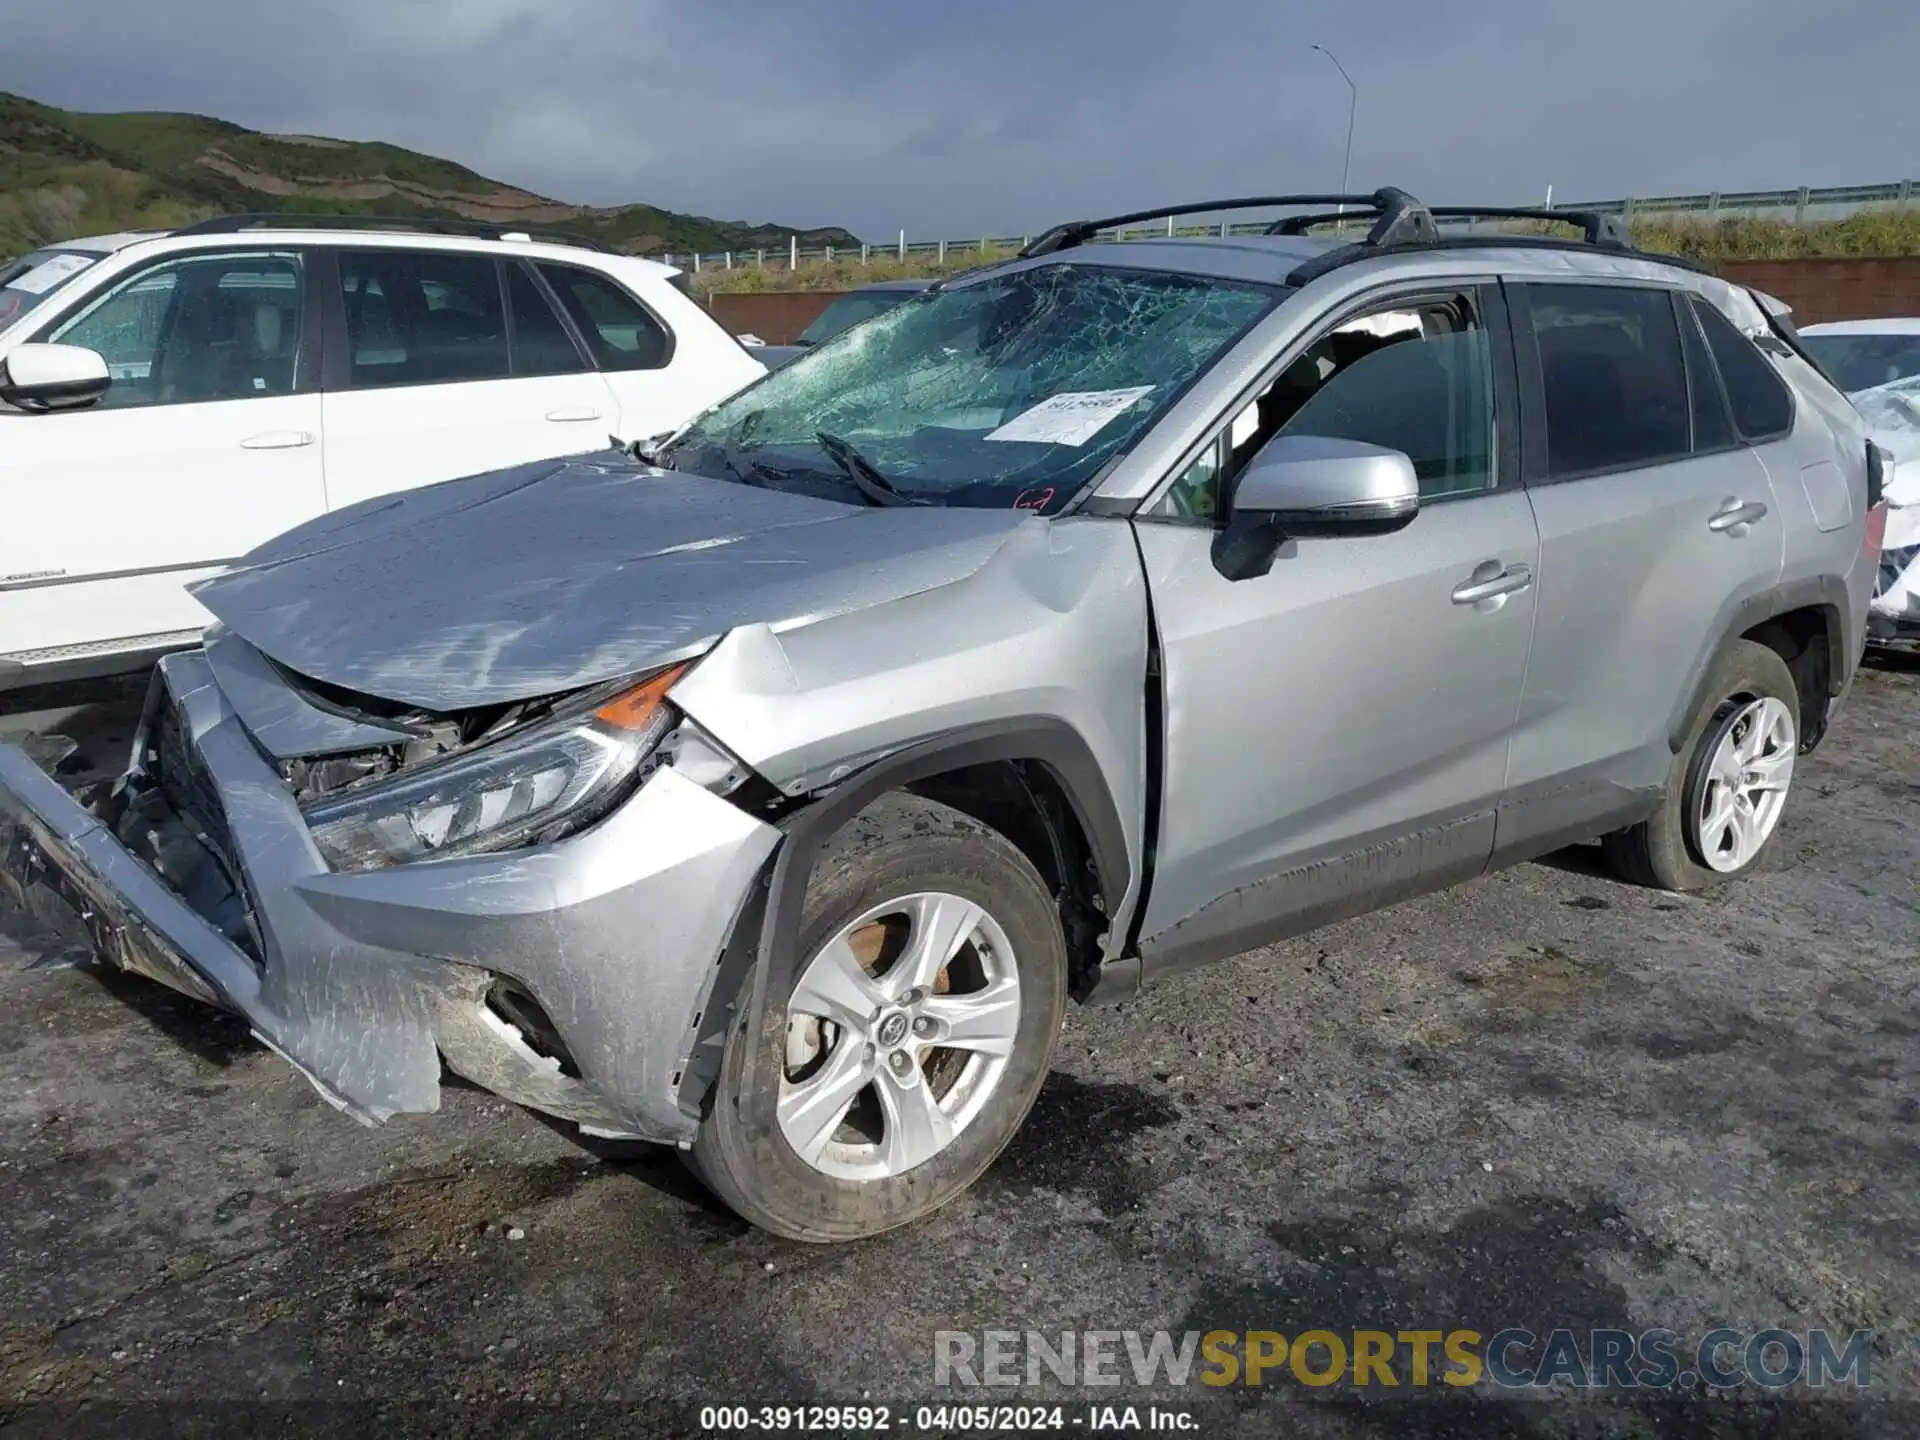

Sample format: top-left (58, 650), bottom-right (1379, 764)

top-left (0, 191), bottom-right (1885, 1241)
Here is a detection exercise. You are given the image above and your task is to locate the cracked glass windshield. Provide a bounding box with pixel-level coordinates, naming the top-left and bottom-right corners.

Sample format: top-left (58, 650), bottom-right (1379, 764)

top-left (668, 263), bottom-right (1279, 511)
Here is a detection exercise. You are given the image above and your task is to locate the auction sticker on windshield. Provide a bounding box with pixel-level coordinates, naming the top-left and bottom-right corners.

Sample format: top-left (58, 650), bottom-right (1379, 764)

top-left (5, 253), bottom-right (95, 296)
top-left (986, 386), bottom-right (1154, 446)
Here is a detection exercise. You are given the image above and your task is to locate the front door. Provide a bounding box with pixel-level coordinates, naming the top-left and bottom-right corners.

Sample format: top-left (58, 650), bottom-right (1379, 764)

top-left (0, 248), bottom-right (325, 668)
top-left (1131, 283), bottom-right (1539, 973)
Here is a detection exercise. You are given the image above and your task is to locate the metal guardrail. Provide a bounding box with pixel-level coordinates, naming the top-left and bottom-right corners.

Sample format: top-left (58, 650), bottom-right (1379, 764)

top-left (663, 179), bottom-right (1920, 275)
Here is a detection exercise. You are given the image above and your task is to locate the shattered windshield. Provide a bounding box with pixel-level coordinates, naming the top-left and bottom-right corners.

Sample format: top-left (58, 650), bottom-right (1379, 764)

top-left (668, 262), bottom-right (1279, 512)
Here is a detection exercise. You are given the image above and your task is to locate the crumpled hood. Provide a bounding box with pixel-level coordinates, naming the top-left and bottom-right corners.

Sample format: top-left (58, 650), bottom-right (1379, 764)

top-left (192, 453), bottom-right (1035, 711)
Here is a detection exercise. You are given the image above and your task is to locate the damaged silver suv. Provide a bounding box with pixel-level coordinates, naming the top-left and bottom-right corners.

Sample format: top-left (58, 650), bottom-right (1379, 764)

top-left (0, 191), bottom-right (1884, 1241)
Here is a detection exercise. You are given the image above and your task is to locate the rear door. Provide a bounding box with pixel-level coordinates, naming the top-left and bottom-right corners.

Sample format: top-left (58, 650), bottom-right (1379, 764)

top-left (534, 261), bottom-right (741, 441)
top-left (317, 249), bottom-right (619, 511)
top-left (1498, 281), bottom-right (1784, 858)
top-left (0, 248), bottom-right (324, 667)
top-left (1131, 281), bottom-right (1540, 972)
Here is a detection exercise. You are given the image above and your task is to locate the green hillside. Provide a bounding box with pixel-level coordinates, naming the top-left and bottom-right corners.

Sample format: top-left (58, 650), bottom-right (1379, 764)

top-left (0, 91), bottom-right (860, 260)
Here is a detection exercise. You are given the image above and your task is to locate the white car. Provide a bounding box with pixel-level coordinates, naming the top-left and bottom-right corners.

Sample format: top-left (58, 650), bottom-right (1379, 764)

top-left (1799, 319), bottom-right (1920, 642)
top-left (0, 218), bottom-right (765, 690)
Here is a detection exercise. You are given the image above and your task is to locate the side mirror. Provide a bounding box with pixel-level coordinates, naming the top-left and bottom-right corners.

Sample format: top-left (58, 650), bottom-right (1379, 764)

top-left (1213, 434), bottom-right (1419, 580)
top-left (0, 343), bottom-right (111, 412)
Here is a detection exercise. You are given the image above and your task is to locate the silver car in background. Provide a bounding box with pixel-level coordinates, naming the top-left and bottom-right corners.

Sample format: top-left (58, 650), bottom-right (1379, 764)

top-left (0, 190), bottom-right (1880, 1241)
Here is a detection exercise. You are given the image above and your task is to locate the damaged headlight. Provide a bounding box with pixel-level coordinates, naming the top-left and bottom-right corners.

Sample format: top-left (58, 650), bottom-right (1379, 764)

top-left (304, 665), bottom-right (687, 871)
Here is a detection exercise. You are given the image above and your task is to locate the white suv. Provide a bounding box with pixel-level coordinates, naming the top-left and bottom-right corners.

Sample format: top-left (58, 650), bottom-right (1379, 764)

top-left (0, 217), bottom-right (765, 690)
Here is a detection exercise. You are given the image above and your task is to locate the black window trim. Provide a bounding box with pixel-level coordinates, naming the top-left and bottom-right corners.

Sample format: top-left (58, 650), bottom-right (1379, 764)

top-left (26, 244), bottom-right (324, 405)
top-left (503, 258), bottom-right (592, 378)
top-left (534, 259), bottom-right (678, 373)
top-left (1510, 277), bottom-right (1700, 488)
top-left (1139, 275), bottom-right (1515, 525)
top-left (1686, 291), bottom-right (1796, 447)
top-left (1672, 289), bottom-right (1743, 461)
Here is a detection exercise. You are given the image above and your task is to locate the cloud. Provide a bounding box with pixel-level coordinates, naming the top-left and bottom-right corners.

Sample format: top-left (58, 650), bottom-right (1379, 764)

top-left (4, 0), bottom-right (1915, 243)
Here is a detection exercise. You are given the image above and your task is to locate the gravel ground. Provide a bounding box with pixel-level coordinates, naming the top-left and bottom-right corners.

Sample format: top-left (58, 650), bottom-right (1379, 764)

top-left (1, 661), bottom-right (1915, 1438)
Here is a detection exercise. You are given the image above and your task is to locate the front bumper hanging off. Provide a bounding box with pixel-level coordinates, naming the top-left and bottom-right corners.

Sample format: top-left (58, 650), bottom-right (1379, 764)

top-left (0, 651), bottom-right (780, 1142)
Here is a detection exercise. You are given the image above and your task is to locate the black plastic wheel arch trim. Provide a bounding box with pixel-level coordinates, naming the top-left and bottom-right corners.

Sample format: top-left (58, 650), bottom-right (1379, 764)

top-left (1666, 577), bottom-right (1853, 755)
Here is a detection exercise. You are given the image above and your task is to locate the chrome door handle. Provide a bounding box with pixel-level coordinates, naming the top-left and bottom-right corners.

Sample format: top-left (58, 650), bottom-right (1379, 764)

top-left (239, 430), bottom-right (314, 449)
top-left (545, 406), bottom-right (602, 423)
top-left (1708, 498), bottom-right (1769, 533)
top-left (1451, 562), bottom-right (1533, 605)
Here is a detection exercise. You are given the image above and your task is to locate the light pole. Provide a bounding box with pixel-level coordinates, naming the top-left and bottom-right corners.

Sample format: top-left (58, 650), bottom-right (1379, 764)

top-left (1312, 45), bottom-right (1357, 217)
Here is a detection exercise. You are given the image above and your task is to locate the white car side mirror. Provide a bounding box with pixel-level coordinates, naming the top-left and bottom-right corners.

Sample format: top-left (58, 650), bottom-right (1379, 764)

top-left (0, 342), bottom-right (112, 411)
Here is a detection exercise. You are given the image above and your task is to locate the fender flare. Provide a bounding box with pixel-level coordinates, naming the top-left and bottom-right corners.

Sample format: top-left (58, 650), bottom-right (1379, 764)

top-left (1666, 575), bottom-right (1852, 754)
top-left (677, 716), bottom-right (1132, 1118)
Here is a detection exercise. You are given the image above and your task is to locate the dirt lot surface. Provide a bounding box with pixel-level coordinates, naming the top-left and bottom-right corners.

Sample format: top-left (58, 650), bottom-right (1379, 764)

top-left (1, 662), bottom-right (1915, 1437)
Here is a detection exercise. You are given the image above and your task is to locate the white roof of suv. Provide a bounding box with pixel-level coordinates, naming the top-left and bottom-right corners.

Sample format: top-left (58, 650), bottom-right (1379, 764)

top-left (1801, 317), bottom-right (1920, 336)
top-left (53, 230), bottom-right (169, 255)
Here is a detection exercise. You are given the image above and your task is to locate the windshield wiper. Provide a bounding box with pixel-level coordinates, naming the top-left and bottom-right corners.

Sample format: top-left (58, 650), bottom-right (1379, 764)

top-left (703, 440), bottom-right (780, 490)
top-left (814, 430), bottom-right (926, 508)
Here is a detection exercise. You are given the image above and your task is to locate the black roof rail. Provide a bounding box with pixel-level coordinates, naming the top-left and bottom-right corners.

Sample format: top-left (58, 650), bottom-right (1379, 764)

top-left (171, 213), bottom-right (618, 253)
top-left (1017, 188), bottom-right (1712, 286)
top-left (1018, 190), bottom-right (1427, 258)
top-left (1426, 206), bottom-right (1632, 248)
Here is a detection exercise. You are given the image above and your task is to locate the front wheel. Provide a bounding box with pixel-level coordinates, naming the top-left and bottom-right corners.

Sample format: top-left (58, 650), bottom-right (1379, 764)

top-left (691, 794), bottom-right (1067, 1242)
top-left (1603, 639), bottom-right (1800, 890)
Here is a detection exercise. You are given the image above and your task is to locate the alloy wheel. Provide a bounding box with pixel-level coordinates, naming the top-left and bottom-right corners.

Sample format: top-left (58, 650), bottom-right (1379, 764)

top-left (777, 891), bottom-right (1021, 1181)
top-left (1693, 696), bottom-right (1796, 873)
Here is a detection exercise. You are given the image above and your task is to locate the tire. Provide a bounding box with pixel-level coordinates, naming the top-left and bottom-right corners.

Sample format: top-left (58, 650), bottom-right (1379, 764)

top-left (1602, 639), bottom-right (1800, 891)
top-left (690, 793), bottom-right (1067, 1242)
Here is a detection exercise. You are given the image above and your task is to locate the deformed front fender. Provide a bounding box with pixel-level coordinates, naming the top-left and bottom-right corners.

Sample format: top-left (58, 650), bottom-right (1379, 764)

top-left (664, 514), bottom-right (1151, 1118)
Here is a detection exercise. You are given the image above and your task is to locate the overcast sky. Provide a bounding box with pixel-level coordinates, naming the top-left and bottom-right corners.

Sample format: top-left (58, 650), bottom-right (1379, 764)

top-left (6, 0), bottom-right (1915, 242)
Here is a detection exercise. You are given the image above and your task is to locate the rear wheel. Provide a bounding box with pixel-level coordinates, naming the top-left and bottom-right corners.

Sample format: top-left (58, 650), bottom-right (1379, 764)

top-left (691, 794), bottom-right (1067, 1242)
top-left (1603, 639), bottom-right (1799, 890)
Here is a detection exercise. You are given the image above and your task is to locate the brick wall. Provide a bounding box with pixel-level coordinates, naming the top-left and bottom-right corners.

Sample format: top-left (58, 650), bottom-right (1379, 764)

top-left (1717, 258), bottom-right (1920, 325)
top-left (706, 291), bottom-right (844, 346)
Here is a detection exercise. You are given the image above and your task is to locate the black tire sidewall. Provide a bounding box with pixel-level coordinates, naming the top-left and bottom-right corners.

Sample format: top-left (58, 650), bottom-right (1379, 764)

top-left (694, 797), bottom-right (1067, 1242)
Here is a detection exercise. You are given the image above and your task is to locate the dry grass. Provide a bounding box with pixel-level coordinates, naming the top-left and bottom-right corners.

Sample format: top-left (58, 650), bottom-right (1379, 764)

top-left (1631, 206), bottom-right (1920, 262)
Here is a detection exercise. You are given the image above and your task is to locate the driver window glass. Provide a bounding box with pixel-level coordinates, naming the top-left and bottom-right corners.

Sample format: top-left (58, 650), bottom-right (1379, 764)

top-left (43, 251), bottom-right (304, 410)
top-left (1151, 292), bottom-right (1494, 521)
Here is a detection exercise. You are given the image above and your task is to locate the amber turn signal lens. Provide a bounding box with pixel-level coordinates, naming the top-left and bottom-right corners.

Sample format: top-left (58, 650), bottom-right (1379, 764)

top-left (594, 663), bottom-right (688, 732)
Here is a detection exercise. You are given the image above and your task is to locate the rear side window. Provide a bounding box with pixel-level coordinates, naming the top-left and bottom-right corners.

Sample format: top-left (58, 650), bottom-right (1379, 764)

top-left (1529, 284), bottom-right (1690, 478)
top-left (338, 251), bottom-right (507, 387)
top-left (1690, 296), bottom-right (1794, 442)
top-left (537, 264), bottom-right (671, 370)
top-left (505, 263), bottom-right (586, 376)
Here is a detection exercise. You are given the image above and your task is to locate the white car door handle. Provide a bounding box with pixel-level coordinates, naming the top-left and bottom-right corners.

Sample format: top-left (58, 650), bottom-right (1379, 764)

top-left (545, 406), bottom-right (602, 423)
top-left (1451, 562), bottom-right (1533, 605)
top-left (239, 430), bottom-right (314, 450)
top-left (1708, 498), bottom-right (1769, 533)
